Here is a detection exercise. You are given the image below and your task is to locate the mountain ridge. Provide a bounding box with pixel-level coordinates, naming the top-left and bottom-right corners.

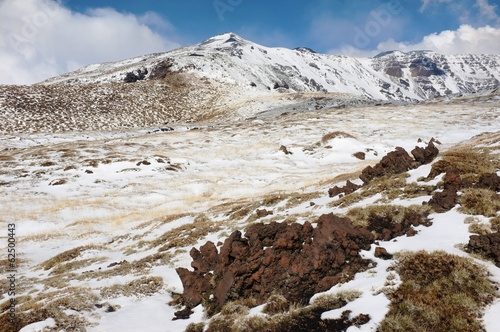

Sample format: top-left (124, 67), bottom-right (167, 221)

top-left (40, 32), bottom-right (500, 101)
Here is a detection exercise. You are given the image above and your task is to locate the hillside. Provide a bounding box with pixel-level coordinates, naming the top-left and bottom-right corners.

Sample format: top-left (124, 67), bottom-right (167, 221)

top-left (1, 33), bottom-right (499, 134)
top-left (0, 33), bottom-right (499, 332)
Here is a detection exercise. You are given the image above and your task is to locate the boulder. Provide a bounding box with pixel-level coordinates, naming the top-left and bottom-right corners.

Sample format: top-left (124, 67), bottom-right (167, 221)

top-left (328, 180), bottom-right (361, 197)
top-left (467, 232), bottom-right (500, 267)
top-left (411, 141), bottom-right (439, 164)
top-left (374, 247), bottom-right (393, 260)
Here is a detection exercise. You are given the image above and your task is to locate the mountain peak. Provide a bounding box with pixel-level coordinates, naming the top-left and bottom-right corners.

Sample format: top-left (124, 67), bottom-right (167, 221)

top-left (199, 32), bottom-right (248, 48)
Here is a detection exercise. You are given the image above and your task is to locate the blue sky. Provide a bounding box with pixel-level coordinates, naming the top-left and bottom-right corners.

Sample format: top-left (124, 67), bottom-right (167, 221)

top-left (61, 0), bottom-right (500, 52)
top-left (1, 0), bottom-right (500, 84)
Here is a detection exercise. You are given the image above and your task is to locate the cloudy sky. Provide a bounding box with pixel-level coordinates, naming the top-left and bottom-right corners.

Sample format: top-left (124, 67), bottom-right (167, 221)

top-left (1, 0), bottom-right (499, 85)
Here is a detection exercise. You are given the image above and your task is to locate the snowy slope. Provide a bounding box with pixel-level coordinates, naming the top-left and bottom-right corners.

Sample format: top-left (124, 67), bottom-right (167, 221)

top-left (1, 94), bottom-right (499, 331)
top-left (41, 32), bottom-right (500, 101)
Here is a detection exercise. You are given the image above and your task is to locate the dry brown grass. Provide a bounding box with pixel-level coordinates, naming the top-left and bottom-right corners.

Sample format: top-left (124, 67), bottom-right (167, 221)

top-left (347, 204), bottom-right (432, 228)
top-left (0, 286), bottom-right (98, 332)
top-left (329, 173), bottom-right (420, 209)
top-left (379, 251), bottom-right (496, 332)
top-left (202, 288), bottom-right (363, 332)
top-left (100, 276), bottom-right (164, 299)
top-left (427, 148), bottom-right (497, 182)
top-left (39, 245), bottom-right (107, 271)
top-left (320, 131), bottom-right (356, 145)
top-left (458, 188), bottom-right (500, 217)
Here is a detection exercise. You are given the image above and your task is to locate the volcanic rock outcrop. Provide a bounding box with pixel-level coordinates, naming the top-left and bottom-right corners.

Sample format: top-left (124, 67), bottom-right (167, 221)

top-left (359, 141), bottom-right (438, 184)
top-left (467, 232), bottom-right (500, 267)
top-left (175, 213), bottom-right (374, 316)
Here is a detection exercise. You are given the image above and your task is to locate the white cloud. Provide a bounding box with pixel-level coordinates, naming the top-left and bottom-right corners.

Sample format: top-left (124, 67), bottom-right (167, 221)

top-left (475, 0), bottom-right (500, 21)
top-left (329, 25), bottom-right (500, 56)
top-left (419, 0), bottom-right (453, 13)
top-left (0, 0), bottom-right (180, 84)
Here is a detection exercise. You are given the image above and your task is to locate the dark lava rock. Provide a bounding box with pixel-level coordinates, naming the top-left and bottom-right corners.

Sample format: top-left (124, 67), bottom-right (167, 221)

top-left (353, 151), bottom-right (366, 160)
top-left (428, 188), bottom-right (458, 213)
top-left (175, 214), bottom-right (374, 316)
top-left (328, 180), bottom-right (361, 198)
top-left (360, 147), bottom-right (414, 184)
top-left (359, 142), bottom-right (439, 185)
top-left (477, 173), bottom-right (500, 191)
top-left (411, 141), bottom-right (439, 164)
top-left (428, 170), bottom-right (461, 213)
top-left (467, 232), bottom-right (500, 267)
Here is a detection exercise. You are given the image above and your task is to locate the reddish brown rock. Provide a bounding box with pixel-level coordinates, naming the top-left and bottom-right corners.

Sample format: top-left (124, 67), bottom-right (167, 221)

top-left (428, 169), bottom-right (461, 213)
top-left (428, 188), bottom-right (458, 213)
top-left (328, 180), bottom-right (361, 197)
top-left (256, 209), bottom-right (273, 218)
top-left (411, 141), bottom-right (439, 164)
top-left (467, 232), bottom-right (500, 267)
top-left (360, 147), bottom-right (414, 184)
top-left (374, 247), bottom-right (393, 260)
top-left (443, 169), bottom-right (462, 190)
top-left (477, 173), bottom-right (500, 191)
top-left (353, 151), bottom-right (366, 160)
top-left (175, 214), bottom-right (375, 316)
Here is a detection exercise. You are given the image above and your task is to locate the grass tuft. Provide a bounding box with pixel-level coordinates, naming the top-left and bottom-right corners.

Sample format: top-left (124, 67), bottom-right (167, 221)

top-left (379, 250), bottom-right (496, 332)
top-left (458, 188), bottom-right (500, 217)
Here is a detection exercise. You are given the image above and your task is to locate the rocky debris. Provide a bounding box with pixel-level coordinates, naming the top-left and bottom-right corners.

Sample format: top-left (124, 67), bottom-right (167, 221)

top-left (374, 247), bottom-right (393, 260)
top-left (175, 214), bottom-right (374, 317)
top-left (466, 232), bottom-right (500, 267)
top-left (328, 180), bottom-right (361, 198)
top-left (124, 68), bottom-right (148, 83)
top-left (367, 208), bottom-right (432, 241)
top-left (427, 169), bottom-right (499, 213)
top-left (256, 209), bottom-right (273, 218)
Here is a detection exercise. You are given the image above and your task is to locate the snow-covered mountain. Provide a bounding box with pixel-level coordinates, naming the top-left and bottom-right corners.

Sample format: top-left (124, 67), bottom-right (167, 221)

top-left (42, 32), bottom-right (500, 101)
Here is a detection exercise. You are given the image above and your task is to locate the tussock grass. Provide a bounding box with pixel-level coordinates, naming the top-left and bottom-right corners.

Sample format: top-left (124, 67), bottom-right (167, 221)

top-left (491, 216), bottom-right (500, 232)
top-left (39, 245), bottom-right (107, 271)
top-left (101, 276), bottom-right (164, 299)
top-left (329, 173), bottom-right (422, 209)
top-left (263, 294), bottom-right (291, 315)
top-left (50, 257), bottom-right (107, 275)
top-left (201, 289), bottom-right (363, 332)
top-left (458, 188), bottom-right (500, 217)
top-left (154, 219), bottom-right (223, 252)
top-left (320, 131), bottom-right (356, 145)
top-left (465, 216), bottom-right (493, 235)
top-left (0, 286), bottom-right (98, 332)
top-left (310, 289), bottom-right (362, 311)
top-left (347, 204), bottom-right (431, 229)
top-left (427, 148), bottom-right (497, 181)
top-left (379, 251), bottom-right (496, 332)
